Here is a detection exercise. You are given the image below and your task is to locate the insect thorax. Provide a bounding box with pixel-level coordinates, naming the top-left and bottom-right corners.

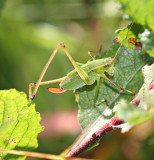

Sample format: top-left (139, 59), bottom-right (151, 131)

top-left (60, 57), bottom-right (114, 90)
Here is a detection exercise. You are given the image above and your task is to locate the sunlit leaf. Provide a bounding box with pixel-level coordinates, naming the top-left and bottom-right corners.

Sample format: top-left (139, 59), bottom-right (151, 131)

top-left (117, 0), bottom-right (154, 31)
top-left (0, 89), bottom-right (44, 160)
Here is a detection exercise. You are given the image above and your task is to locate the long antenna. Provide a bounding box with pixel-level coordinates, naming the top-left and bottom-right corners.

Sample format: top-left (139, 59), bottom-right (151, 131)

top-left (112, 23), bottom-right (134, 62)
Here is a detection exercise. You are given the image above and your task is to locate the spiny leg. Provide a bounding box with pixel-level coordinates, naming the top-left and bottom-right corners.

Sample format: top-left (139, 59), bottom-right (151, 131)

top-left (30, 44), bottom-right (62, 100)
top-left (61, 44), bottom-right (90, 84)
top-left (104, 76), bottom-right (135, 96)
top-left (29, 42), bottom-right (90, 100)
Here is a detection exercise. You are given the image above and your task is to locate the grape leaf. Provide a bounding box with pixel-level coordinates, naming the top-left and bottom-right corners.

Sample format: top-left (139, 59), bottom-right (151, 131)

top-left (116, 63), bottom-right (154, 132)
top-left (116, 0), bottom-right (154, 57)
top-left (75, 24), bottom-right (145, 131)
top-left (116, 23), bottom-right (144, 43)
top-left (117, 0), bottom-right (154, 31)
top-left (0, 89), bottom-right (44, 160)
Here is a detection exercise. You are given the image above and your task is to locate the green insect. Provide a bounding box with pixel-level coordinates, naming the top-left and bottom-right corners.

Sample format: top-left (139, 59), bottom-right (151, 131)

top-left (29, 24), bottom-right (134, 101)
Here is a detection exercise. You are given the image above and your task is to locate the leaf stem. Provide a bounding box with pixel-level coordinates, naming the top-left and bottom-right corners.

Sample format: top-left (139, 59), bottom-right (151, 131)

top-left (0, 149), bottom-right (93, 160)
top-left (65, 116), bottom-right (123, 157)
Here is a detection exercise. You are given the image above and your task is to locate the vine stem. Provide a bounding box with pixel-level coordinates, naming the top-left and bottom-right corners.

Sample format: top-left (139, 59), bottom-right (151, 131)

top-left (0, 149), bottom-right (93, 160)
top-left (65, 116), bottom-right (123, 157)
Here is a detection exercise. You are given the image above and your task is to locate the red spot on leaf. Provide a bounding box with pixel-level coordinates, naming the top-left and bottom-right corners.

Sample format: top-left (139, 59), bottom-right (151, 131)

top-left (128, 38), bottom-right (142, 50)
top-left (128, 38), bottom-right (136, 45)
top-left (8, 138), bottom-right (16, 143)
top-left (113, 37), bottom-right (120, 43)
top-left (6, 137), bottom-right (9, 141)
top-left (130, 97), bottom-right (140, 106)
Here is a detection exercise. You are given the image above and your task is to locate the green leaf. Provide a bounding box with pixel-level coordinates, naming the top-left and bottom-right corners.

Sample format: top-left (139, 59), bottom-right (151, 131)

top-left (116, 0), bottom-right (154, 57)
top-left (0, 89), bottom-right (44, 160)
top-left (116, 23), bottom-right (144, 43)
top-left (75, 24), bottom-right (146, 130)
top-left (116, 99), bottom-right (154, 125)
top-left (117, 0), bottom-right (154, 31)
top-left (116, 63), bottom-right (154, 132)
top-left (139, 29), bottom-right (154, 57)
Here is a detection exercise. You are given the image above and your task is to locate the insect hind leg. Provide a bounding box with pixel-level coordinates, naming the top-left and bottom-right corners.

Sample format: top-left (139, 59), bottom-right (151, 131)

top-left (29, 77), bottom-right (66, 100)
top-left (29, 42), bottom-right (91, 100)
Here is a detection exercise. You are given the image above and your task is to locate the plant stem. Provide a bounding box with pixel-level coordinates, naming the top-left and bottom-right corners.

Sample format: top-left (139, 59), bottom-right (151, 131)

top-left (65, 116), bottom-right (123, 157)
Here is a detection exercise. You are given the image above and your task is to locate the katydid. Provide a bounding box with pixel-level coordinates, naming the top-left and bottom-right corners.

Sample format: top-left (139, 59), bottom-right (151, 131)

top-left (29, 23), bottom-right (135, 101)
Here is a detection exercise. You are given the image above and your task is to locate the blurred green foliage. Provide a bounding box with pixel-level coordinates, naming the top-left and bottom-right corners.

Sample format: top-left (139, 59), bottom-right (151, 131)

top-left (0, 0), bottom-right (124, 112)
top-left (117, 0), bottom-right (154, 31)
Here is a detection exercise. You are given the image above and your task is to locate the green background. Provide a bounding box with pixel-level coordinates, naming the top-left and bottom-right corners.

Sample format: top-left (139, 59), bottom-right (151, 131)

top-left (0, 0), bottom-right (153, 160)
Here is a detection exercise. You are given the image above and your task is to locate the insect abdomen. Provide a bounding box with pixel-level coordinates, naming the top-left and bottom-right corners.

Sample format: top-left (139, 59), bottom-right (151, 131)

top-left (60, 74), bottom-right (85, 90)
